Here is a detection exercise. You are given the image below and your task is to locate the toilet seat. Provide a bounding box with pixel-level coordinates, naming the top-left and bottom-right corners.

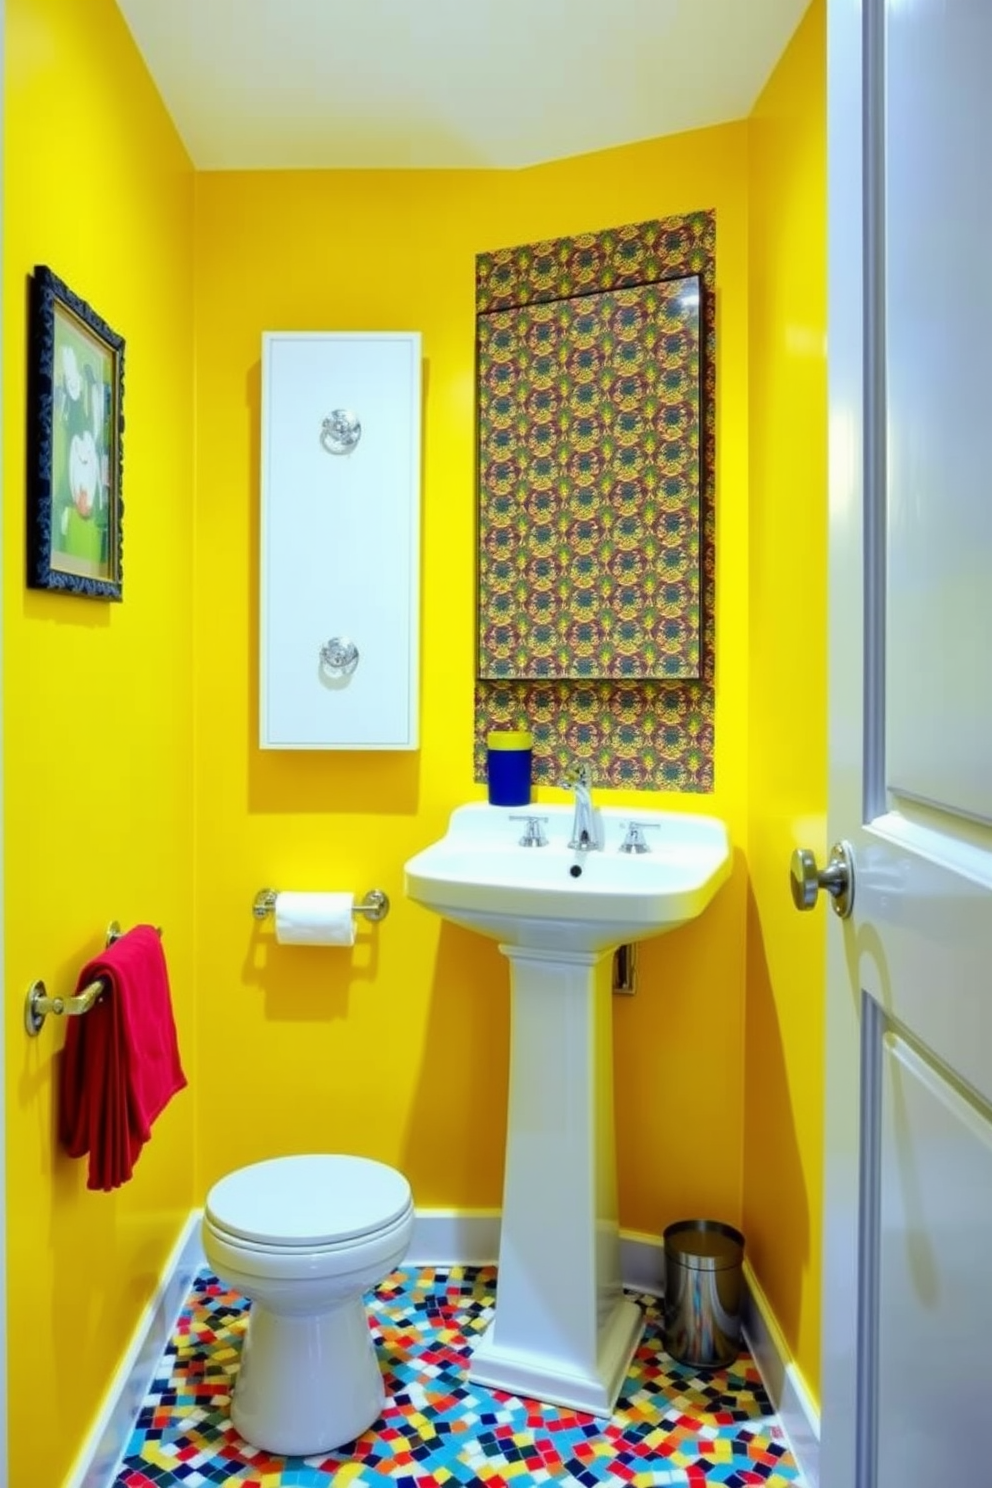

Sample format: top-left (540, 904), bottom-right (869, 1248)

top-left (206, 1153), bottom-right (411, 1248)
top-left (206, 1204), bottom-right (413, 1257)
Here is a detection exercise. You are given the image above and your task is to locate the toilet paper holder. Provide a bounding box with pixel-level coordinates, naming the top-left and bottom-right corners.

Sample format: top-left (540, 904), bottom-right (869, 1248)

top-left (252, 887), bottom-right (390, 924)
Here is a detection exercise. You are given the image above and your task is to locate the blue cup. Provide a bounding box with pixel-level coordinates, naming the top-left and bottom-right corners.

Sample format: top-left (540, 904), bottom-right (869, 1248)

top-left (487, 730), bottom-right (533, 807)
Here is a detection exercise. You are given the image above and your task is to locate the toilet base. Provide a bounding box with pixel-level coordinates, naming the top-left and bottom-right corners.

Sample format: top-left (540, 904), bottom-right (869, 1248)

top-left (232, 1293), bottom-right (384, 1456)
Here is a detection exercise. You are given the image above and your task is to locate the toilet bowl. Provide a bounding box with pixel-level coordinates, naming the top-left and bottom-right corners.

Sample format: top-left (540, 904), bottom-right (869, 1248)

top-left (202, 1152), bottom-right (414, 1456)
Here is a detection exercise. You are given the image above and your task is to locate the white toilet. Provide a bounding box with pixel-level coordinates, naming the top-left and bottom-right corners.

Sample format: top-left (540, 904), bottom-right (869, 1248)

top-left (202, 1152), bottom-right (414, 1457)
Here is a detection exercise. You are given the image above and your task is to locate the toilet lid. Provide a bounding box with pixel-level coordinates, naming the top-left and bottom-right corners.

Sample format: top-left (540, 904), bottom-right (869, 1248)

top-left (205, 1154), bottom-right (412, 1248)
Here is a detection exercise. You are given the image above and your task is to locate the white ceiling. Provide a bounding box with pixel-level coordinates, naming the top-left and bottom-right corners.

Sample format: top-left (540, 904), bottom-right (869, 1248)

top-left (114, 0), bottom-right (811, 171)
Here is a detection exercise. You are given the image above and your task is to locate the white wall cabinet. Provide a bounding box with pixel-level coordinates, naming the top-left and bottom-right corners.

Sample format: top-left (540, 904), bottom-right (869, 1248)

top-left (260, 331), bottom-right (421, 749)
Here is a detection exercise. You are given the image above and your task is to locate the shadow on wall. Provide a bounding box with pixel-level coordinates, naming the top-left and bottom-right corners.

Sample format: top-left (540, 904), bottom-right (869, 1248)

top-left (400, 918), bottom-right (511, 1211)
top-left (250, 748), bottom-right (421, 817)
top-left (243, 914), bottom-right (383, 1018)
top-left (743, 879), bottom-right (810, 1340)
top-left (242, 359), bottom-right (422, 817)
top-left (613, 844), bottom-right (749, 1237)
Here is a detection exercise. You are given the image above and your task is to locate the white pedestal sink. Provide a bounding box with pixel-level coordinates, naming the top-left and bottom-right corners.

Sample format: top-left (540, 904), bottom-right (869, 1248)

top-left (404, 802), bottom-right (730, 1415)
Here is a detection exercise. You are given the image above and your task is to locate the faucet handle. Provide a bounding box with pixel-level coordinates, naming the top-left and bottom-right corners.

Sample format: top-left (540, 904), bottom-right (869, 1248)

top-left (619, 820), bottom-right (662, 854)
top-left (509, 814), bottom-right (550, 847)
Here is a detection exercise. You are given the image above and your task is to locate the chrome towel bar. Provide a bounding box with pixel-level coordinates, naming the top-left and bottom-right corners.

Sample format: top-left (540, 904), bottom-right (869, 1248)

top-left (25, 921), bottom-right (162, 1038)
top-left (251, 887), bottom-right (390, 924)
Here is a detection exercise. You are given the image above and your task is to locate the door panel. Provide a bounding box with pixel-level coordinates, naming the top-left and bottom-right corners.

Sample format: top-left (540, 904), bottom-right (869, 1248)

top-left (859, 838), bottom-right (992, 1102)
top-left (883, 0), bottom-right (992, 823)
top-left (877, 1034), bottom-right (992, 1488)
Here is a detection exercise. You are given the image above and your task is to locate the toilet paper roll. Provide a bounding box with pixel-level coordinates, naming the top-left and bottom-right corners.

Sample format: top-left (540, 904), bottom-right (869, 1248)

top-left (273, 891), bottom-right (356, 946)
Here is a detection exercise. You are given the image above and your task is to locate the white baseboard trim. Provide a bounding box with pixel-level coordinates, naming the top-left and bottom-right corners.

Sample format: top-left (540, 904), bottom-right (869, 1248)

top-left (407, 1207), bottom-right (501, 1265)
top-left (67, 1209), bottom-right (819, 1488)
top-left (619, 1227), bottom-right (665, 1295)
top-left (407, 1211), bottom-right (666, 1294)
top-left (742, 1259), bottom-right (820, 1488)
top-left (63, 1210), bottom-right (205, 1488)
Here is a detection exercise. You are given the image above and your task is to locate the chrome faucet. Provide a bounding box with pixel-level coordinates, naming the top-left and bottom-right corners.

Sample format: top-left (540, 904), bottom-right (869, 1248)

top-left (509, 814), bottom-right (549, 847)
top-left (563, 762), bottom-right (603, 851)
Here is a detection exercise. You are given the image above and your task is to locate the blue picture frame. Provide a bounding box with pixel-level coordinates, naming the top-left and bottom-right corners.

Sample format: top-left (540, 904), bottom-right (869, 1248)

top-left (27, 265), bottom-right (125, 599)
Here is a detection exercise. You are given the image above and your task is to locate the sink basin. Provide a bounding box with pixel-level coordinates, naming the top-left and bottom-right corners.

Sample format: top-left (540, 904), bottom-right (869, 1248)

top-left (403, 798), bottom-right (731, 1417)
top-left (404, 802), bottom-right (731, 952)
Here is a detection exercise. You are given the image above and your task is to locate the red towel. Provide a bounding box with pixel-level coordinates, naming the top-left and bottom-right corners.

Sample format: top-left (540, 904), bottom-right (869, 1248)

top-left (59, 925), bottom-right (186, 1191)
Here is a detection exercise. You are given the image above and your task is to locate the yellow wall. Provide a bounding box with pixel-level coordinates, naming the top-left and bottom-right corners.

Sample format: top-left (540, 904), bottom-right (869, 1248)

top-left (3, 1), bottom-right (196, 1482)
top-left (1, 8), bottom-right (829, 1475)
top-left (192, 127), bottom-right (751, 1235)
top-left (744, 0), bottom-right (827, 1399)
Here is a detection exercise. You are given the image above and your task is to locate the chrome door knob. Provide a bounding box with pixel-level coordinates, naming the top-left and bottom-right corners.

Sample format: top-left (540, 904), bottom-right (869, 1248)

top-left (790, 841), bottom-right (855, 919)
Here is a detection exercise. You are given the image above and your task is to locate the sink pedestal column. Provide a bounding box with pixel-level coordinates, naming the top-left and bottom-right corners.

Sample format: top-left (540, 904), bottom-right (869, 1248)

top-left (468, 944), bottom-right (644, 1415)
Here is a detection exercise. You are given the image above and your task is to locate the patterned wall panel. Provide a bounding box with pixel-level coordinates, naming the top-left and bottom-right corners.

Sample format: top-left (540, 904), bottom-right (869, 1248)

top-left (475, 211), bottom-right (716, 793)
top-left (478, 278), bottom-right (701, 680)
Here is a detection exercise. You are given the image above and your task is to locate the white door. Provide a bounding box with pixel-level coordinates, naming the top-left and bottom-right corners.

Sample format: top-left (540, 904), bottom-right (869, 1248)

top-left (820, 0), bottom-right (992, 1484)
top-left (0, 0), bottom-right (8, 1474)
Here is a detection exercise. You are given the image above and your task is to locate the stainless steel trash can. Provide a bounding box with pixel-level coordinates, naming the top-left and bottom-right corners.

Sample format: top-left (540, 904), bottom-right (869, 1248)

top-left (662, 1219), bottom-right (745, 1369)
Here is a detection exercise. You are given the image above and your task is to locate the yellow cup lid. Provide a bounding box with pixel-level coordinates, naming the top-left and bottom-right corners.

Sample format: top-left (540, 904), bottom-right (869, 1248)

top-left (487, 730), bottom-right (533, 751)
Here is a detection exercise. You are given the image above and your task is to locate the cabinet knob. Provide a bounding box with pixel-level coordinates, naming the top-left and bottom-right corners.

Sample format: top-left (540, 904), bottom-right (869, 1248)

top-left (319, 637), bottom-right (359, 677)
top-left (319, 409), bottom-right (361, 455)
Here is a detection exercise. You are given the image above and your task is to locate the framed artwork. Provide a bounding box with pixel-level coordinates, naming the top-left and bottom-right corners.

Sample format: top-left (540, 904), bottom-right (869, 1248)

top-left (27, 265), bottom-right (125, 599)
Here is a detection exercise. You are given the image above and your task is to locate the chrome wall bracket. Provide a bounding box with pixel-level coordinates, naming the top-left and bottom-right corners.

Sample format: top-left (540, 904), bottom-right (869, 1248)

top-left (612, 942), bottom-right (638, 995)
top-left (25, 921), bottom-right (157, 1037)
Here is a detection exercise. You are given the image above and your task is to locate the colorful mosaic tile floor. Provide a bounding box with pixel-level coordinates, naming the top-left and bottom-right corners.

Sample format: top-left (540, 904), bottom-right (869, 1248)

top-left (114, 1266), bottom-right (805, 1487)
